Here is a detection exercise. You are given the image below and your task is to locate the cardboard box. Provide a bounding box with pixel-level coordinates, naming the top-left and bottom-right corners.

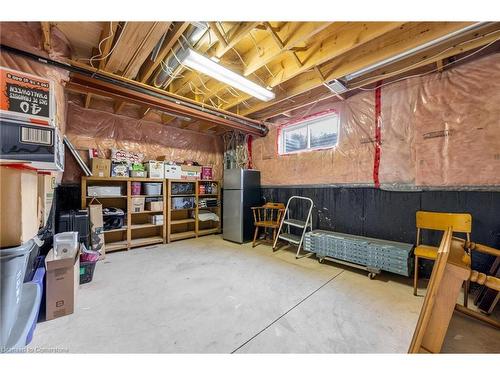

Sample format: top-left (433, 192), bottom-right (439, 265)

top-left (88, 201), bottom-right (106, 260)
top-left (0, 119), bottom-right (64, 171)
top-left (91, 158), bottom-right (111, 178)
top-left (111, 162), bottom-right (129, 177)
top-left (131, 197), bottom-right (145, 212)
top-left (181, 171), bottom-right (200, 180)
top-left (164, 164), bottom-right (182, 179)
top-left (1, 67), bottom-right (55, 126)
top-left (148, 214), bottom-right (164, 225)
top-left (45, 247), bottom-right (79, 321)
top-left (201, 166), bottom-right (213, 180)
top-left (145, 200), bottom-right (163, 211)
top-left (37, 173), bottom-right (56, 228)
top-left (181, 165), bottom-right (202, 173)
top-left (144, 161), bottom-right (164, 179)
top-left (0, 166), bottom-right (39, 248)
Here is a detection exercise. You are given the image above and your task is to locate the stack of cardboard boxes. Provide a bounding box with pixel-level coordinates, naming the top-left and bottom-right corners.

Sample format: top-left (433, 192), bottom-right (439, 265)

top-left (0, 167), bottom-right (54, 248)
top-left (91, 156), bottom-right (206, 180)
top-left (0, 166), bottom-right (79, 322)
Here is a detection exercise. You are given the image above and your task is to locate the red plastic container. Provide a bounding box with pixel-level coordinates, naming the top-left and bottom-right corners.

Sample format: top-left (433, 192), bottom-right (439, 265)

top-left (201, 166), bottom-right (213, 180)
top-left (131, 182), bottom-right (141, 195)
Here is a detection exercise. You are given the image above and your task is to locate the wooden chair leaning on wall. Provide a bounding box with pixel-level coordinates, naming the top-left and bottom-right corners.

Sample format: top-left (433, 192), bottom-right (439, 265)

top-left (251, 203), bottom-right (285, 247)
top-left (409, 229), bottom-right (500, 353)
top-left (414, 211), bottom-right (472, 306)
top-left (409, 228), bottom-right (465, 353)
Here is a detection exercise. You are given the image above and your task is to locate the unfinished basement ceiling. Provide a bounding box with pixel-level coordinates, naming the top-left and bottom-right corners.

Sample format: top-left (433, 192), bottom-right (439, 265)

top-left (40, 21), bottom-right (500, 128)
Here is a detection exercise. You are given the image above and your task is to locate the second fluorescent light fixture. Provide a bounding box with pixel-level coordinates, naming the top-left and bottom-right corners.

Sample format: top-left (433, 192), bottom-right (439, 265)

top-left (179, 48), bottom-right (275, 102)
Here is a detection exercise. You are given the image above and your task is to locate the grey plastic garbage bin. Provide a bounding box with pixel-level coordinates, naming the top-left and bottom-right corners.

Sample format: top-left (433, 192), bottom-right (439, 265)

top-left (0, 239), bottom-right (37, 346)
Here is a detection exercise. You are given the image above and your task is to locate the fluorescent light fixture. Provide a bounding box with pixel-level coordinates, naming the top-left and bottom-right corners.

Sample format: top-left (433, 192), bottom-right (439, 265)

top-left (179, 48), bottom-right (275, 101)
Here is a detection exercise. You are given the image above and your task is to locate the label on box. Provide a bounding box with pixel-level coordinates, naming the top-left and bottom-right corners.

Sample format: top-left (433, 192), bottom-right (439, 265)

top-left (144, 161), bottom-right (164, 179)
top-left (0, 67), bottom-right (54, 126)
top-left (111, 162), bottom-right (129, 177)
top-left (164, 165), bottom-right (182, 179)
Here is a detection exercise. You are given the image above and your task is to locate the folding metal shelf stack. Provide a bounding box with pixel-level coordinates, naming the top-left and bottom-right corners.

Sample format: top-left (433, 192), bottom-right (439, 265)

top-left (304, 230), bottom-right (413, 278)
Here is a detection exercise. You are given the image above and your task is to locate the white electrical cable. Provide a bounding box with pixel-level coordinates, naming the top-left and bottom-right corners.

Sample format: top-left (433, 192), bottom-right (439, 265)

top-left (159, 60), bottom-right (184, 79)
top-left (225, 87), bottom-right (240, 98)
top-left (81, 22), bottom-right (128, 68)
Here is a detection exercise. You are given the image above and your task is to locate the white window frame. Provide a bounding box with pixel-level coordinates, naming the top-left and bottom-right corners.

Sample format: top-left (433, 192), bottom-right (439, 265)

top-left (278, 111), bottom-right (340, 155)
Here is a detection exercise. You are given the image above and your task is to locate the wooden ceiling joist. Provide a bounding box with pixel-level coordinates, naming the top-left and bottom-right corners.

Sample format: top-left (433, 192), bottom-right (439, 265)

top-left (221, 22), bottom-right (405, 112)
top-left (84, 93), bottom-right (92, 108)
top-left (233, 21), bottom-right (496, 117)
top-left (176, 22), bottom-right (333, 104)
top-left (96, 22), bottom-right (119, 70)
top-left (40, 22), bottom-right (51, 52)
top-left (208, 22), bottom-right (228, 47)
top-left (114, 100), bottom-right (126, 114)
top-left (171, 22), bottom-right (260, 95)
top-left (253, 26), bottom-right (500, 120)
top-left (104, 22), bottom-right (169, 77)
top-left (122, 22), bottom-right (172, 79)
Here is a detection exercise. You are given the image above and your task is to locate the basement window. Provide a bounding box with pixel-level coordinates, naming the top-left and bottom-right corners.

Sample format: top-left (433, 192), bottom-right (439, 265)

top-left (278, 111), bottom-right (339, 154)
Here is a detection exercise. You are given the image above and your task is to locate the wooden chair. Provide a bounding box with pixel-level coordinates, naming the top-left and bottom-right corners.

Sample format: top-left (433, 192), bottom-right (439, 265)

top-left (409, 232), bottom-right (500, 353)
top-left (251, 203), bottom-right (285, 247)
top-left (409, 228), bottom-right (462, 353)
top-left (414, 211), bottom-right (472, 306)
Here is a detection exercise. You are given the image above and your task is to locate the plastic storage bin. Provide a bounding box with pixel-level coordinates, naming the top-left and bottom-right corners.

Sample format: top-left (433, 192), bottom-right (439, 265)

top-left (143, 182), bottom-right (162, 195)
top-left (87, 185), bottom-right (122, 197)
top-left (172, 197), bottom-right (195, 209)
top-left (171, 182), bottom-right (195, 195)
top-left (0, 239), bottom-right (37, 346)
top-left (53, 232), bottom-right (79, 259)
top-left (25, 256), bottom-right (45, 345)
top-left (80, 261), bottom-right (97, 284)
top-left (3, 283), bottom-right (42, 352)
top-left (23, 240), bottom-right (40, 283)
top-left (131, 182), bottom-right (141, 195)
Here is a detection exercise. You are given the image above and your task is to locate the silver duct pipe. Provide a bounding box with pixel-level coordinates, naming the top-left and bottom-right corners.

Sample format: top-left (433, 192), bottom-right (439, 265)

top-left (153, 22), bottom-right (208, 88)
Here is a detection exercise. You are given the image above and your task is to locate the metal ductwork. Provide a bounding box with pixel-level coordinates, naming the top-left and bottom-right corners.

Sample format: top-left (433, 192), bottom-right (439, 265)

top-left (152, 22), bottom-right (208, 88)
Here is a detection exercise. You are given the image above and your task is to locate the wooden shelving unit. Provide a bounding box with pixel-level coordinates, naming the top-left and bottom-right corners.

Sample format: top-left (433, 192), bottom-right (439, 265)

top-left (82, 176), bottom-right (221, 248)
top-left (167, 179), bottom-right (221, 242)
top-left (167, 179), bottom-right (197, 242)
top-left (82, 177), bottom-right (167, 252)
top-left (195, 180), bottom-right (221, 238)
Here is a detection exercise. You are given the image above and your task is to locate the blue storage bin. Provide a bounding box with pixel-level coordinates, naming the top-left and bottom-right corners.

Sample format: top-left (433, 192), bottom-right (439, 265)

top-left (25, 256), bottom-right (45, 345)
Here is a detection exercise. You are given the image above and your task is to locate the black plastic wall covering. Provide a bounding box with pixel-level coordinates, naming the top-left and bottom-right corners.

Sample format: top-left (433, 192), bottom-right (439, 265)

top-left (262, 186), bottom-right (500, 276)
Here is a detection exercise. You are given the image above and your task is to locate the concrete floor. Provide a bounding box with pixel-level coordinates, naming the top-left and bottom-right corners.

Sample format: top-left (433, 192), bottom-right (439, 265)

top-left (29, 235), bottom-right (500, 353)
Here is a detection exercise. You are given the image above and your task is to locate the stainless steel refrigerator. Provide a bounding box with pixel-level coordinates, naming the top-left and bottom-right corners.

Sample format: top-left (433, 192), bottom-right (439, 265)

top-left (223, 169), bottom-right (261, 243)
